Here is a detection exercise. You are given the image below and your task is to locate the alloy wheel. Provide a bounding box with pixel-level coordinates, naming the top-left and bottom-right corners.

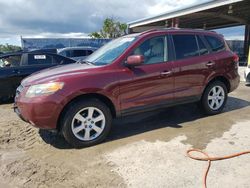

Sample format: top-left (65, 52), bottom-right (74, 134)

top-left (207, 85), bottom-right (225, 110)
top-left (71, 107), bottom-right (106, 141)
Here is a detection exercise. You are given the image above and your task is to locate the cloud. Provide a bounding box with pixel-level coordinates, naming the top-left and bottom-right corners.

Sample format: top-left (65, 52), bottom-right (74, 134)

top-left (1, 0), bottom-right (242, 45)
top-left (0, 0), bottom-right (208, 37)
top-left (0, 0), bottom-right (157, 37)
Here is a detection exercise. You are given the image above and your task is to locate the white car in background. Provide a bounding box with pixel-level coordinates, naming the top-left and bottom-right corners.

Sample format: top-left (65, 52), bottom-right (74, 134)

top-left (58, 47), bottom-right (97, 61)
top-left (245, 65), bottom-right (250, 86)
top-left (245, 53), bottom-right (250, 86)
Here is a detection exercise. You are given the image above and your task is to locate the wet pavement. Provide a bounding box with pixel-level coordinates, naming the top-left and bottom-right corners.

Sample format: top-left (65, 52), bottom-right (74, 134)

top-left (0, 79), bottom-right (249, 187)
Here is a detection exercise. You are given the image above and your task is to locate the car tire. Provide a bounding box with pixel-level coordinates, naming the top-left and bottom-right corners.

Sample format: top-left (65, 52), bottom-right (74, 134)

top-left (61, 98), bottom-right (112, 148)
top-left (200, 81), bottom-right (228, 115)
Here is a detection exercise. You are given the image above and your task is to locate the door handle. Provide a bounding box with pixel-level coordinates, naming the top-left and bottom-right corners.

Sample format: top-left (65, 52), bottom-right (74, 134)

top-left (206, 62), bottom-right (215, 67)
top-left (160, 70), bottom-right (172, 76)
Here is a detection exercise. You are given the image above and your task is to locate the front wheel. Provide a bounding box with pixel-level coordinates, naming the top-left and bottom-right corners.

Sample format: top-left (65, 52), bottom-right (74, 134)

top-left (61, 99), bottom-right (112, 148)
top-left (200, 81), bottom-right (228, 115)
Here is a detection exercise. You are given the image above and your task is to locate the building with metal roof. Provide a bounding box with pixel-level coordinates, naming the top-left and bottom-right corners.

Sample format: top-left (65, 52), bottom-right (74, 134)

top-left (128, 0), bottom-right (250, 57)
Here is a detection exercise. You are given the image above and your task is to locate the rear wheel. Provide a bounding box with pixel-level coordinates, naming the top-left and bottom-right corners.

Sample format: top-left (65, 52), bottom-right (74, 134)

top-left (200, 81), bottom-right (228, 115)
top-left (61, 99), bottom-right (112, 148)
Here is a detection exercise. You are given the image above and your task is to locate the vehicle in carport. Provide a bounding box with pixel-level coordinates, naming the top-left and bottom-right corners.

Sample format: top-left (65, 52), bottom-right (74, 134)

top-left (14, 28), bottom-right (240, 148)
top-left (0, 52), bottom-right (75, 101)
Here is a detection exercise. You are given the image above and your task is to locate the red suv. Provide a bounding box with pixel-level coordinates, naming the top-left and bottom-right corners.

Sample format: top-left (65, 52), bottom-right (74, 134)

top-left (14, 29), bottom-right (240, 148)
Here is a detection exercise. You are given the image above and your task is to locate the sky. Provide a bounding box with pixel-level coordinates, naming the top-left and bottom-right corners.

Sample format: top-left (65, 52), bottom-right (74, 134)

top-left (0, 0), bottom-right (245, 46)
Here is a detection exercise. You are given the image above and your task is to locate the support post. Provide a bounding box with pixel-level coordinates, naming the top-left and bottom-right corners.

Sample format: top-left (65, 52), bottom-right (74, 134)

top-left (171, 18), bottom-right (179, 28)
top-left (244, 25), bottom-right (250, 61)
top-left (248, 45), bottom-right (250, 67)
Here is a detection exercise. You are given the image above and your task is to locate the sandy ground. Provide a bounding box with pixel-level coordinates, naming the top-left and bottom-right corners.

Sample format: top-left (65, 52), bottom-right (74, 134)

top-left (0, 72), bottom-right (249, 187)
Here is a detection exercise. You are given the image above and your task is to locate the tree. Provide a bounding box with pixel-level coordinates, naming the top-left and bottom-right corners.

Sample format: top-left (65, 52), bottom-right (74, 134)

top-left (0, 44), bottom-right (22, 53)
top-left (89, 18), bottom-right (127, 39)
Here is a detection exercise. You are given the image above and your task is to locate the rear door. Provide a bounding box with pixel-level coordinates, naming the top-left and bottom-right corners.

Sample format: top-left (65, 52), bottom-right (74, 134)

top-left (203, 35), bottom-right (232, 73)
top-left (119, 35), bottom-right (174, 114)
top-left (171, 33), bottom-right (213, 100)
top-left (15, 53), bottom-right (55, 86)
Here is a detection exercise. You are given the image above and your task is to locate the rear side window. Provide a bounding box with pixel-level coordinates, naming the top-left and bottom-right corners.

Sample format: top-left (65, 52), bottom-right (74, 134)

top-left (85, 50), bottom-right (94, 56)
top-left (72, 50), bottom-right (86, 57)
top-left (197, 36), bottom-right (209, 55)
top-left (54, 55), bottom-right (75, 64)
top-left (204, 35), bottom-right (225, 52)
top-left (28, 54), bottom-right (53, 65)
top-left (172, 35), bottom-right (199, 60)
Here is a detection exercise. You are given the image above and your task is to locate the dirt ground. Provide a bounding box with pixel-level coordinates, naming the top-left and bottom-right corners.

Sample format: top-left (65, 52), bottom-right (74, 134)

top-left (0, 74), bottom-right (249, 187)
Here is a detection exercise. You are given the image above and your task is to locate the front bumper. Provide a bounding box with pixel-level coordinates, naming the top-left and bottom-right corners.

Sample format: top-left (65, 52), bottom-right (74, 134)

top-left (229, 72), bottom-right (240, 92)
top-left (14, 104), bottom-right (28, 123)
top-left (14, 87), bottom-right (65, 130)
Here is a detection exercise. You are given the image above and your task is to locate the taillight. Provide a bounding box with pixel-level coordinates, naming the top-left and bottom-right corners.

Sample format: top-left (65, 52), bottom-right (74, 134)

top-left (233, 53), bottom-right (239, 62)
top-left (232, 53), bottom-right (239, 69)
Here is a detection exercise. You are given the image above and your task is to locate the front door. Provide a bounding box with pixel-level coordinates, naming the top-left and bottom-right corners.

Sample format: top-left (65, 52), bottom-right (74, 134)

top-left (119, 36), bottom-right (174, 115)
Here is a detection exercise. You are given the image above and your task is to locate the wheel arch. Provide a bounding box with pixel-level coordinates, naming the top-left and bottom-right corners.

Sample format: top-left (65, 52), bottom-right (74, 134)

top-left (56, 93), bottom-right (117, 131)
top-left (205, 75), bottom-right (230, 93)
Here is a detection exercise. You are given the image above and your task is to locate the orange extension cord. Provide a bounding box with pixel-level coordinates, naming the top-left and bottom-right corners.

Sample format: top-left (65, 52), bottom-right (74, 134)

top-left (186, 149), bottom-right (250, 188)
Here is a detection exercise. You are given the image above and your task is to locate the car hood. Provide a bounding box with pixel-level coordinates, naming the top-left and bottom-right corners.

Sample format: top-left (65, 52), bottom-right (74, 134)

top-left (22, 63), bottom-right (96, 86)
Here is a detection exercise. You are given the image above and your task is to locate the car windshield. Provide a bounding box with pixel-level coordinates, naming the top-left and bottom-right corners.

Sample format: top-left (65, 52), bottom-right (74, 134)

top-left (85, 37), bottom-right (136, 66)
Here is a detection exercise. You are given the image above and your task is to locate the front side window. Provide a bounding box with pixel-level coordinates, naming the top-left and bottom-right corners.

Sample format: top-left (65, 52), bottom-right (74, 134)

top-left (86, 37), bottom-right (136, 66)
top-left (172, 34), bottom-right (199, 60)
top-left (204, 35), bottom-right (225, 52)
top-left (0, 55), bottom-right (21, 68)
top-left (132, 36), bottom-right (166, 65)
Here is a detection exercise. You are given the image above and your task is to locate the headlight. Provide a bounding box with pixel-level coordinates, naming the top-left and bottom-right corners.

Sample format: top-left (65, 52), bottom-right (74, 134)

top-left (25, 82), bottom-right (64, 98)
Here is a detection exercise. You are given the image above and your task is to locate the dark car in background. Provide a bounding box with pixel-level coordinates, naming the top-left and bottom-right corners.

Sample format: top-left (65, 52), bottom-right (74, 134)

top-left (58, 47), bottom-right (97, 61)
top-left (0, 52), bottom-right (75, 101)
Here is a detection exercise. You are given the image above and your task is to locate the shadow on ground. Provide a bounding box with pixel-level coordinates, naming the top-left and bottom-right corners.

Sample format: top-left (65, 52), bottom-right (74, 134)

top-left (39, 96), bottom-right (250, 149)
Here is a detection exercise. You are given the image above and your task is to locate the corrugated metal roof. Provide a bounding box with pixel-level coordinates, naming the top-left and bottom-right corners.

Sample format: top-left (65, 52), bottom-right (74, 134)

top-left (128, 0), bottom-right (244, 28)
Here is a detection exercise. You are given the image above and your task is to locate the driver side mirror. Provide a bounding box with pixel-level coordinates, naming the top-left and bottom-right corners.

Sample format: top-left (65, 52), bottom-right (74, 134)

top-left (126, 55), bottom-right (144, 67)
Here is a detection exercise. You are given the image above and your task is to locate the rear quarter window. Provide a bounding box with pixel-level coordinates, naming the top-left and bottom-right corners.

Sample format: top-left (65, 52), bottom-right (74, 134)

top-left (197, 36), bottom-right (209, 55)
top-left (204, 35), bottom-right (225, 52)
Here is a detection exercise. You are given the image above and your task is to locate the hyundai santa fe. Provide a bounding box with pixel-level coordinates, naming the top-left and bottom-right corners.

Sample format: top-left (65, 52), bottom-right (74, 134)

top-left (14, 29), bottom-right (240, 148)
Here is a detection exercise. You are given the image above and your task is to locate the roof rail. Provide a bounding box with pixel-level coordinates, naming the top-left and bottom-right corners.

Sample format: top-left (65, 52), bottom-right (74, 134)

top-left (139, 29), bottom-right (158, 35)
